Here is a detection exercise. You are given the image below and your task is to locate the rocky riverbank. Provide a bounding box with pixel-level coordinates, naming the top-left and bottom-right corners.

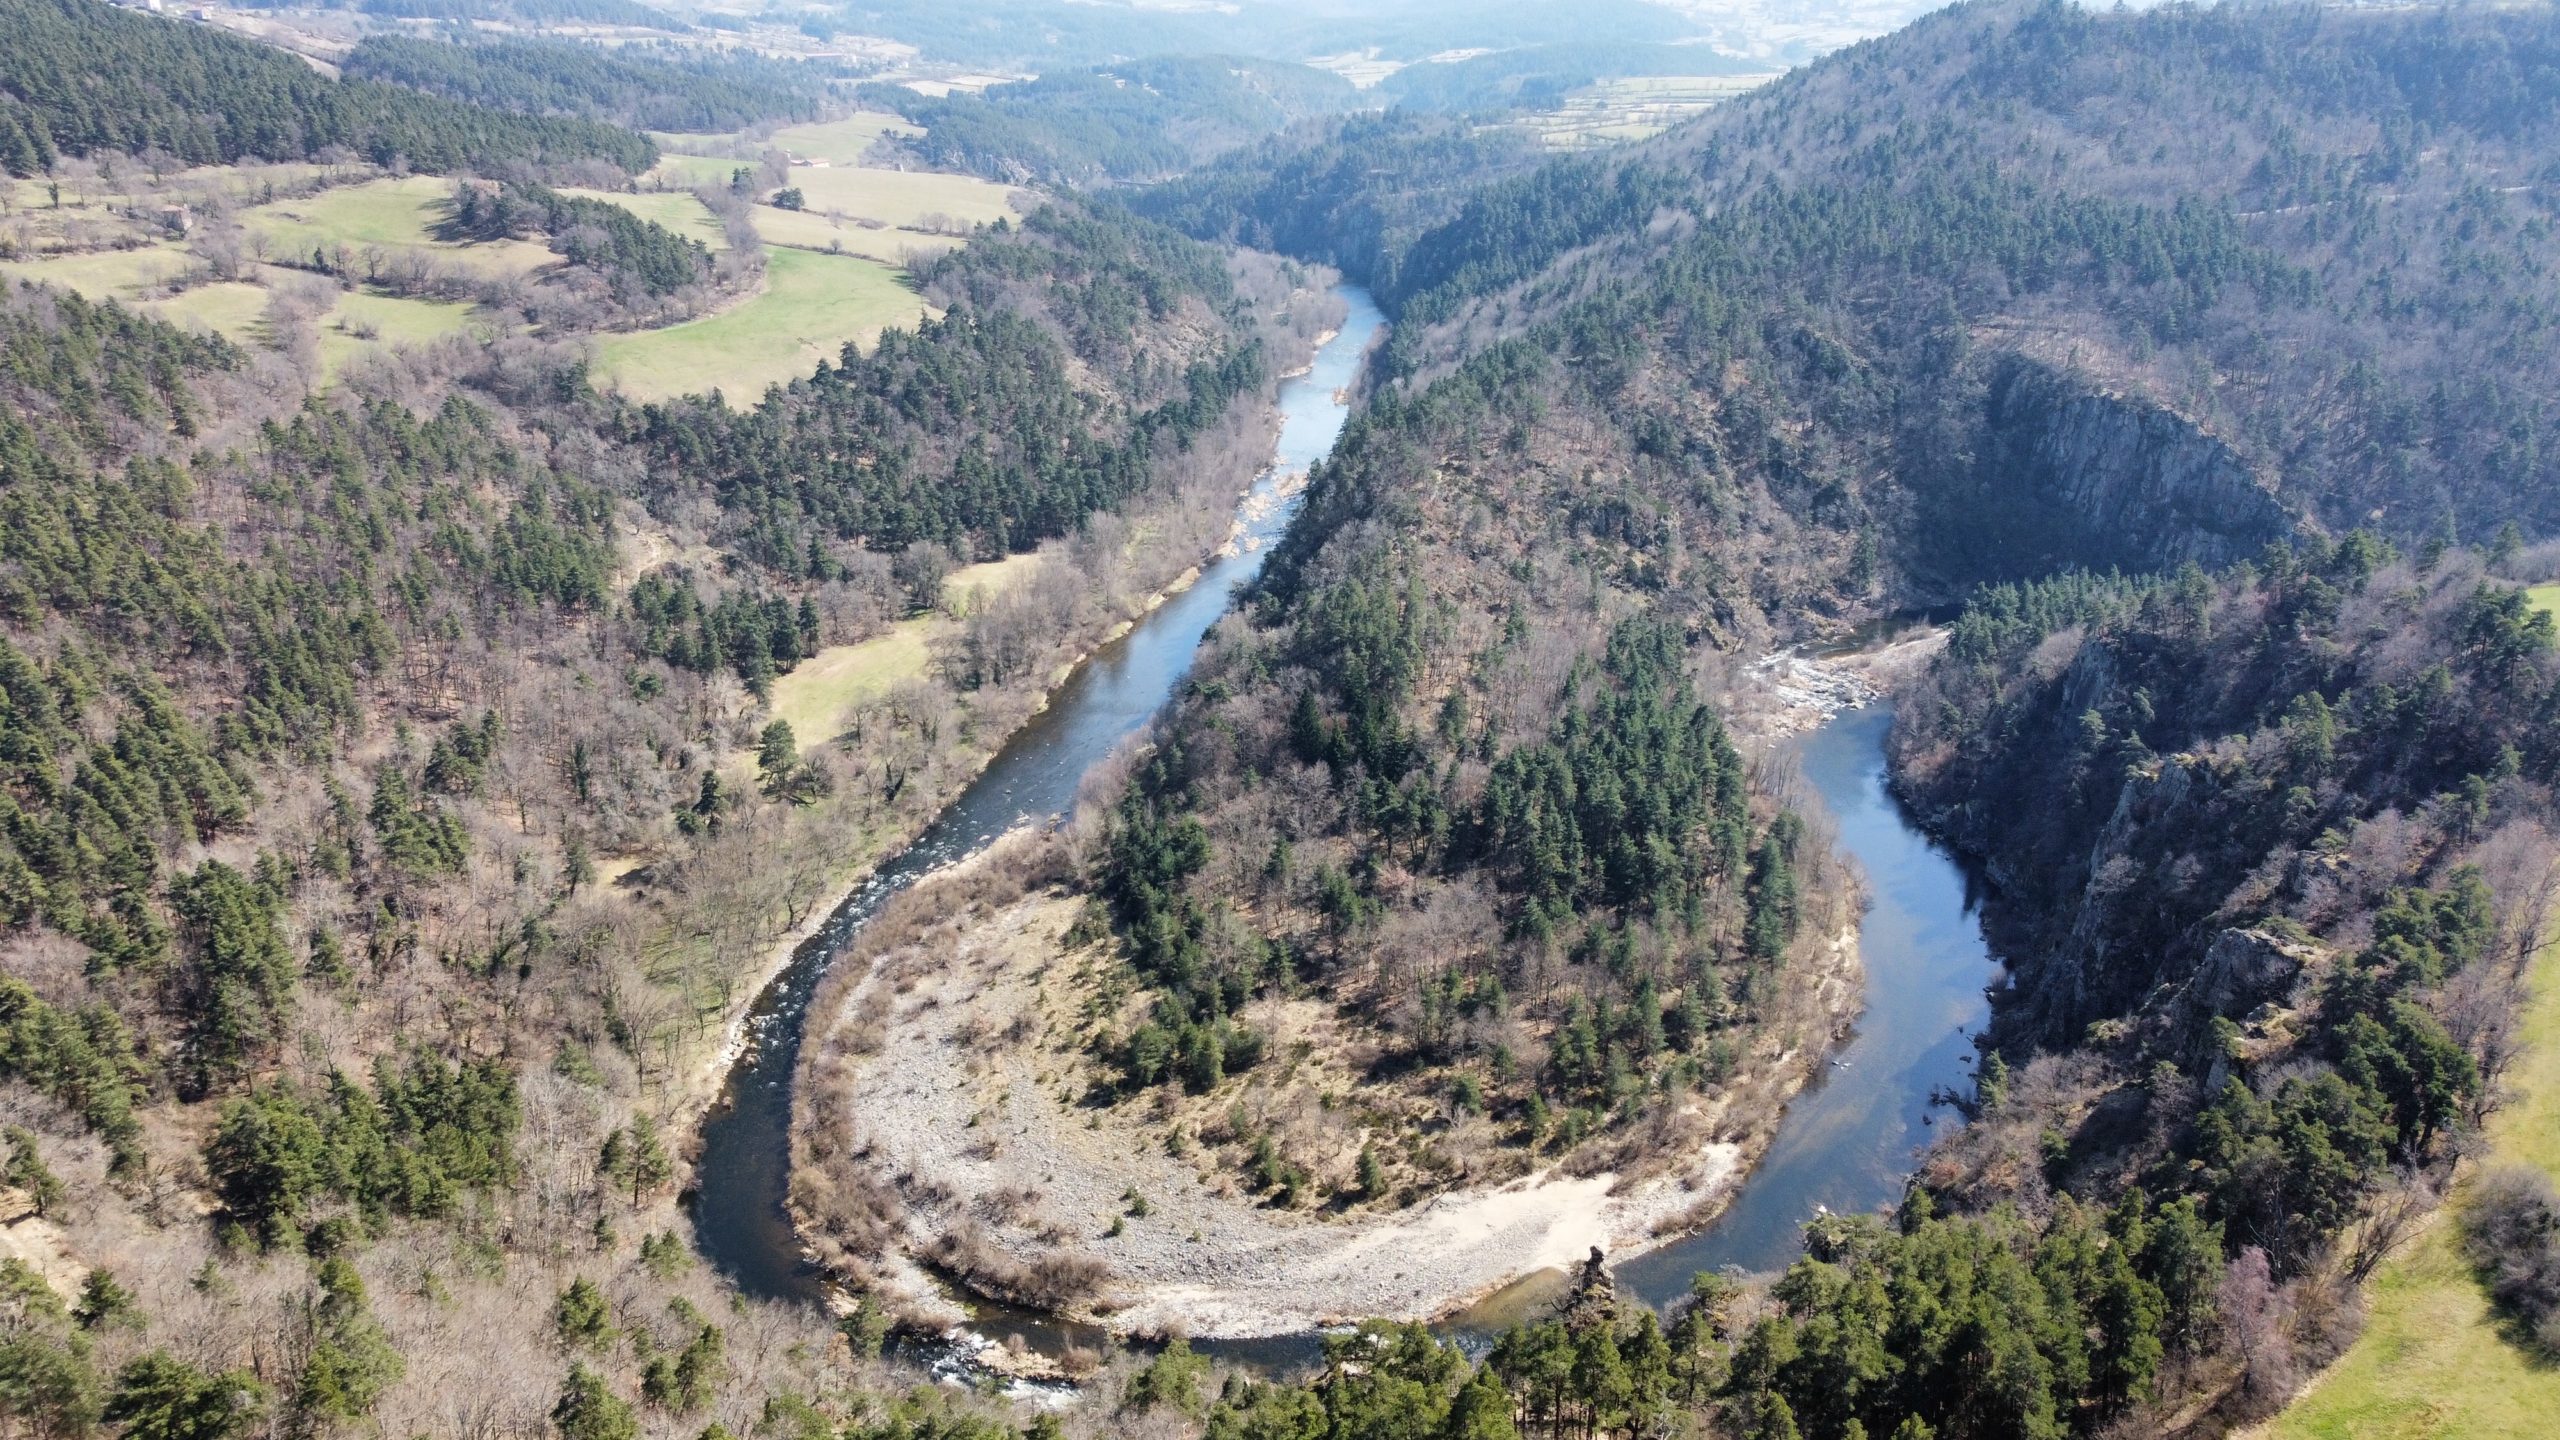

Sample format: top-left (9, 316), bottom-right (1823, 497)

top-left (789, 829), bottom-right (1865, 1341)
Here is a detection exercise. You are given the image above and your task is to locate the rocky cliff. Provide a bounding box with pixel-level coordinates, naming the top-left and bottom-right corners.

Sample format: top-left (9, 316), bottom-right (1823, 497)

top-left (1927, 354), bottom-right (2296, 583)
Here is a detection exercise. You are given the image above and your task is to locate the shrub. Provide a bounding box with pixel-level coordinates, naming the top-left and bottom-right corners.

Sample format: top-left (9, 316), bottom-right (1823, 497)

top-left (2460, 1165), bottom-right (2560, 1351)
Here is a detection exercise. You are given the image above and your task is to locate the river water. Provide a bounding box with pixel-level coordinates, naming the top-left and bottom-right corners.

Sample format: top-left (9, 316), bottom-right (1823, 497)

top-left (691, 285), bottom-right (1387, 1304)
top-left (1427, 702), bottom-right (1999, 1337)
top-left (692, 280), bottom-right (2002, 1368)
top-left (1612, 704), bottom-right (1995, 1297)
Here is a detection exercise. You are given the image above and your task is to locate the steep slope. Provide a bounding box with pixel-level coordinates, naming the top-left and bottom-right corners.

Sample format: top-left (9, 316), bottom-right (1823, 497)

top-left (1146, 0), bottom-right (2560, 611)
top-left (0, 185), bottom-right (1309, 1432)
top-left (857, 57), bottom-right (1363, 186)
top-left (0, 0), bottom-right (654, 177)
top-left (752, 1), bottom-right (2560, 1430)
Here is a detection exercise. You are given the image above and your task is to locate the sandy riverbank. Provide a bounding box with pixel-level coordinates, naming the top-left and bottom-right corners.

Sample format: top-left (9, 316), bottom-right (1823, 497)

top-left (784, 630), bottom-right (1910, 1343)
top-left (792, 837), bottom-right (1864, 1340)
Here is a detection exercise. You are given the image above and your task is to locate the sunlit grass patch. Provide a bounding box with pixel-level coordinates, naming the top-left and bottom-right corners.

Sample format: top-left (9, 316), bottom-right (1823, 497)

top-left (591, 246), bottom-right (927, 404)
top-left (243, 176), bottom-right (554, 278)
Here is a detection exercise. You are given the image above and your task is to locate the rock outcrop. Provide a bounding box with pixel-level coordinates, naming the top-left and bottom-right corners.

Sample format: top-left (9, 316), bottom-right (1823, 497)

top-left (1962, 354), bottom-right (2296, 576)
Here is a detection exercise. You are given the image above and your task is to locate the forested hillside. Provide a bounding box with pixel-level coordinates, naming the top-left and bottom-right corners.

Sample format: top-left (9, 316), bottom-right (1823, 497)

top-left (448, 180), bottom-right (716, 298)
top-left (321, 0), bottom-right (680, 23)
top-left (855, 58), bottom-right (1360, 186)
top-left (342, 35), bottom-right (834, 134)
top-left (12, 0), bottom-right (2560, 1437)
top-left (1143, 0), bottom-right (2560, 597)
top-left (1059, 361), bottom-right (1864, 1198)
top-left (1822, 540), bottom-right (2558, 1435)
top-left (802, 0), bottom-right (1699, 72)
top-left (0, 168), bottom-right (1302, 1432)
top-left (773, 3), bottom-right (2560, 1435)
top-left (1130, 114), bottom-right (1551, 300)
top-left (627, 206), bottom-right (1267, 570)
top-left (941, 551), bottom-right (2553, 1440)
top-left (0, 0), bottom-right (655, 177)
top-left (1374, 41), bottom-right (1765, 114)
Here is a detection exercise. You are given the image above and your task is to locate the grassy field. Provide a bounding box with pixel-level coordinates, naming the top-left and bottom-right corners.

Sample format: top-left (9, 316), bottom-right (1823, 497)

top-left (148, 279), bottom-right (269, 338)
top-left (3, 161), bottom-right (331, 255)
top-left (1306, 50), bottom-right (1407, 88)
top-left (766, 553), bottom-right (1041, 743)
top-left (243, 176), bottom-right (555, 278)
top-left (644, 152), bottom-right (746, 188)
top-left (2528, 584), bottom-right (2559, 620)
top-left (640, 107), bottom-right (1016, 267)
top-left (0, 243), bottom-right (195, 299)
top-left (561, 187), bottom-right (965, 265)
top-left (775, 166), bottom-right (1019, 231)
top-left (562, 188), bottom-right (731, 251)
top-left (765, 113), bottom-right (919, 165)
top-left (649, 112), bottom-right (917, 168)
top-left (591, 245), bottom-right (926, 402)
top-left (3, 246), bottom-right (273, 347)
top-left (744, 203), bottom-right (963, 263)
top-left (9, 151), bottom-right (1003, 404)
top-left (766, 627), bottom-right (934, 745)
top-left (2261, 911), bottom-right (2560, 1438)
top-left (315, 291), bottom-right (480, 376)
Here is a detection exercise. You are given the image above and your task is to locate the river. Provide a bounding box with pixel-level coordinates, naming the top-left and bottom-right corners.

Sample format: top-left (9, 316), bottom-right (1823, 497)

top-left (1605, 703), bottom-right (1996, 1300)
top-left (691, 285), bottom-right (1388, 1305)
top-left (691, 281), bottom-right (2002, 1368)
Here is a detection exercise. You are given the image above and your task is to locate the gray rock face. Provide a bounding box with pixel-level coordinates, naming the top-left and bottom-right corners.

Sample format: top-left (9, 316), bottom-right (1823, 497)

top-left (1980, 355), bottom-right (2294, 573)
top-left (2180, 926), bottom-right (2316, 1027)
top-left (2012, 753), bottom-right (2216, 1045)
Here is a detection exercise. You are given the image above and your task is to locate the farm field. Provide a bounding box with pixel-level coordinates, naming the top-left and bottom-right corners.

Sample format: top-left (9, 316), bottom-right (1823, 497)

top-left (591, 245), bottom-right (926, 402)
top-left (650, 111), bottom-right (917, 169)
top-left (147, 279), bottom-right (269, 338)
top-left (564, 186), bottom-right (963, 265)
top-left (3, 161), bottom-right (327, 212)
top-left (1307, 49), bottom-right (1408, 88)
top-left (767, 112), bottom-right (919, 162)
top-left (314, 290), bottom-right (481, 376)
top-left (1516, 72), bottom-right (1783, 148)
top-left (746, 202), bottom-right (962, 262)
top-left (4, 234), bottom-right (481, 376)
top-left (775, 165), bottom-right (1019, 231)
top-left (242, 175), bottom-right (555, 277)
top-left (0, 242), bottom-right (195, 298)
top-left (6, 158), bottom-right (969, 398)
top-left (2, 160), bottom-right (332, 256)
top-left (644, 152), bottom-right (746, 188)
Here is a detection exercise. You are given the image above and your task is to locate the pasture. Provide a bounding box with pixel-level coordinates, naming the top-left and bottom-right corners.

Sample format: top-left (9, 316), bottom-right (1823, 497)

top-left (745, 203), bottom-right (963, 263)
top-left (561, 187), bottom-right (732, 251)
top-left (590, 245), bottom-right (926, 403)
top-left (774, 165), bottom-right (1020, 232)
top-left (242, 176), bottom-right (555, 277)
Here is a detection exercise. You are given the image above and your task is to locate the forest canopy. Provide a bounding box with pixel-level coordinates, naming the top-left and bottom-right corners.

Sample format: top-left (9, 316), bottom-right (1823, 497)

top-left (0, 0), bottom-right (655, 177)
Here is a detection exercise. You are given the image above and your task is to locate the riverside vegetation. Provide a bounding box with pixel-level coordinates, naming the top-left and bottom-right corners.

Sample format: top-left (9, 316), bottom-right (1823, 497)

top-left (0, 0), bottom-right (1354, 1434)
top-left (775, 0), bottom-right (2560, 1435)
top-left (7, 0), bottom-right (2560, 1438)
